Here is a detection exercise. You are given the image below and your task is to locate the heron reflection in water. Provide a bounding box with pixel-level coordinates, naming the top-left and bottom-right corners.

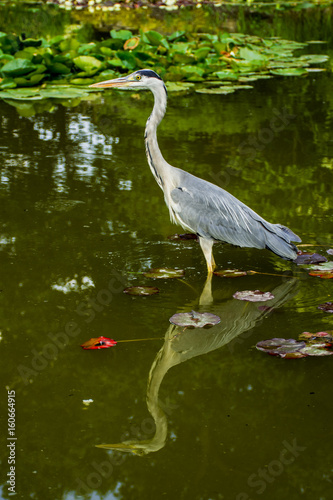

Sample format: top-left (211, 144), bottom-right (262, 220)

top-left (96, 278), bottom-right (298, 456)
top-left (91, 70), bottom-right (301, 273)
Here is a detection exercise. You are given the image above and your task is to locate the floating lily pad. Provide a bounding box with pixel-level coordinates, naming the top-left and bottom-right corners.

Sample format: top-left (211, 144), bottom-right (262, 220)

top-left (318, 302), bottom-right (333, 313)
top-left (270, 68), bottom-right (308, 77)
top-left (233, 290), bottom-right (274, 302)
top-left (123, 286), bottom-right (159, 296)
top-left (169, 310), bottom-right (220, 327)
top-left (257, 332), bottom-right (333, 358)
top-left (214, 269), bottom-right (247, 278)
top-left (294, 252), bottom-right (327, 265)
top-left (256, 338), bottom-right (307, 358)
top-left (0, 30), bottom-right (328, 97)
top-left (327, 249), bottom-right (333, 255)
top-left (143, 268), bottom-right (185, 279)
top-left (81, 337), bottom-right (117, 349)
top-left (308, 261), bottom-right (333, 278)
top-left (196, 87), bottom-right (235, 95)
top-left (166, 82), bottom-right (194, 92)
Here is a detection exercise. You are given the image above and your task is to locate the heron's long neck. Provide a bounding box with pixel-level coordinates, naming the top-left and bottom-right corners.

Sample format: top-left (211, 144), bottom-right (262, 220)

top-left (144, 85), bottom-right (169, 189)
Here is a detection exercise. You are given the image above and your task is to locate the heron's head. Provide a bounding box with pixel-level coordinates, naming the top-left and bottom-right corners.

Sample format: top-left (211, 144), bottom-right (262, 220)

top-left (90, 69), bottom-right (165, 92)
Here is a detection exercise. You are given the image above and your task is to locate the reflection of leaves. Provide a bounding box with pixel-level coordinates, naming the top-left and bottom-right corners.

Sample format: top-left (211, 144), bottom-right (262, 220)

top-left (169, 310), bottom-right (220, 327)
top-left (143, 268), bottom-right (185, 279)
top-left (233, 290), bottom-right (274, 302)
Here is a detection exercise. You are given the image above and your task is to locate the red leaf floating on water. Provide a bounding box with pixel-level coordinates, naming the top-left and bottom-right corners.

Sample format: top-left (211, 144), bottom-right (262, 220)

top-left (81, 337), bottom-right (117, 350)
top-left (308, 270), bottom-right (333, 279)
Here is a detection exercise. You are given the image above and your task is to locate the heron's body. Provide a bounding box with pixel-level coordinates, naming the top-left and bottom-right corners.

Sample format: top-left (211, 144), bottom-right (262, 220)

top-left (91, 69), bottom-right (301, 272)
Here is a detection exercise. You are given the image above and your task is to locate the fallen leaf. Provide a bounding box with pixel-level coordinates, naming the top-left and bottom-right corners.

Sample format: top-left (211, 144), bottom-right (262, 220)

top-left (81, 337), bottom-right (117, 349)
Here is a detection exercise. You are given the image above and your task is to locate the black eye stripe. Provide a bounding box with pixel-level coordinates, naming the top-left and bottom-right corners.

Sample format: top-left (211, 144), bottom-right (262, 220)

top-left (136, 69), bottom-right (162, 80)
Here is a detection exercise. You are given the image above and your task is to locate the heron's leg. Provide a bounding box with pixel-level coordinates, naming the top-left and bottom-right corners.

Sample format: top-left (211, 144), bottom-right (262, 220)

top-left (199, 237), bottom-right (216, 273)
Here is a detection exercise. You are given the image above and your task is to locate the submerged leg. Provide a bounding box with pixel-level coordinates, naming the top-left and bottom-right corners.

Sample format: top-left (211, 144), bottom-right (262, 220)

top-left (199, 237), bottom-right (216, 273)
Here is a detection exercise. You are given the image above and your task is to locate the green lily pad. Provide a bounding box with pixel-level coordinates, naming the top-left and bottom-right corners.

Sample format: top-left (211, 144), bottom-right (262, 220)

top-left (123, 286), bottom-right (159, 296)
top-left (233, 290), bottom-right (274, 302)
top-left (166, 82), bottom-right (194, 92)
top-left (1, 58), bottom-right (36, 76)
top-left (308, 262), bottom-right (333, 271)
top-left (196, 88), bottom-right (235, 95)
top-left (270, 68), bottom-right (308, 76)
top-left (73, 56), bottom-right (103, 73)
top-left (110, 30), bottom-right (133, 41)
top-left (143, 268), bottom-right (185, 279)
top-left (144, 31), bottom-right (169, 50)
top-left (214, 70), bottom-right (239, 81)
top-left (169, 310), bottom-right (220, 327)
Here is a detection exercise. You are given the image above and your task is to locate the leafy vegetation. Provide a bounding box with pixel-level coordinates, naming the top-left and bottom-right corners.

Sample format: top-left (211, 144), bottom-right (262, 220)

top-left (0, 28), bottom-right (329, 101)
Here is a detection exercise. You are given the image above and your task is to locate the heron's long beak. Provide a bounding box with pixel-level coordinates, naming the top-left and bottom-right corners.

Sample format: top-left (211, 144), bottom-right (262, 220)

top-left (89, 76), bottom-right (131, 89)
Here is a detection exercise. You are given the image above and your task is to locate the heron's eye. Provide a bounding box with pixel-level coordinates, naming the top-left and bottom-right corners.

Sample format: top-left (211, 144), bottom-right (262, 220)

top-left (135, 74), bottom-right (141, 81)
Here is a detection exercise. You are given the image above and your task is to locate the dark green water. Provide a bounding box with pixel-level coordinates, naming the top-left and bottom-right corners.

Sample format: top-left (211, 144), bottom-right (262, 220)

top-left (1, 6), bottom-right (333, 500)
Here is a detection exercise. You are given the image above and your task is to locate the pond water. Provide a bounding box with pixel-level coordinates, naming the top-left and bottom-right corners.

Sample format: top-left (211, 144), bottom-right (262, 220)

top-left (1, 6), bottom-right (333, 500)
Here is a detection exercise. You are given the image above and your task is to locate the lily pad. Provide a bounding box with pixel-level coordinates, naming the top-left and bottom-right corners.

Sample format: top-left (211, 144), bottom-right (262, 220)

top-left (143, 268), bottom-right (185, 279)
top-left (123, 286), bottom-right (159, 296)
top-left (294, 252), bottom-right (327, 265)
top-left (257, 332), bottom-right (333, 358)
top-left (169, 310), bottom-right (220, 327)
top-left (81, 337), bottom-right (117, 349)
top-left (1, 58), bottom-right (36, 76)
top-left (233, 290), bottom-right (274, 302)
top-left (196, 88), bottom-right (235, 95)
top-left (256, 338), bottom-right (307, 358)
top-left (73, 56), bottom-right (103, 73)
top-left (308, 261), bottom-right (333, 278)
top-left (270, 68), bottom-right (308, 76)
top-left (318, 302), bottom-right (333, 313)
top-left (214, 269), bottom-right (247, 278)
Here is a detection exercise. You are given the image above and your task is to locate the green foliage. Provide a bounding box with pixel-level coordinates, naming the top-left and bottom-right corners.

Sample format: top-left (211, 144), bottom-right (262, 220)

top-left (0, 29), bottom-right (329, 98)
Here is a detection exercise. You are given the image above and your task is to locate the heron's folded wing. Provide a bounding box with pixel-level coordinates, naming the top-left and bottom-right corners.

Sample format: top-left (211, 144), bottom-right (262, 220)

top-left (170, 177), bottom-right (300, 256)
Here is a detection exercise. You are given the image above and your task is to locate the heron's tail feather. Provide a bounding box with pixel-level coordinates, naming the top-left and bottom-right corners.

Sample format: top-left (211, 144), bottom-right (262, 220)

top-left (263, 223), bottom-right (301, 260)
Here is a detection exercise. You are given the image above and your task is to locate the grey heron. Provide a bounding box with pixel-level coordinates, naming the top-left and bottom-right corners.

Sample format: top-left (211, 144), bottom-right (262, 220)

top-left (91, 69), bottom-right (301, 273)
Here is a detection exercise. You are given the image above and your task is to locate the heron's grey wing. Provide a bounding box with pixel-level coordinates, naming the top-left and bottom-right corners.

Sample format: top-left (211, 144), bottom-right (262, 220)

top-left (170, 174), bottom-right (300, 258)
